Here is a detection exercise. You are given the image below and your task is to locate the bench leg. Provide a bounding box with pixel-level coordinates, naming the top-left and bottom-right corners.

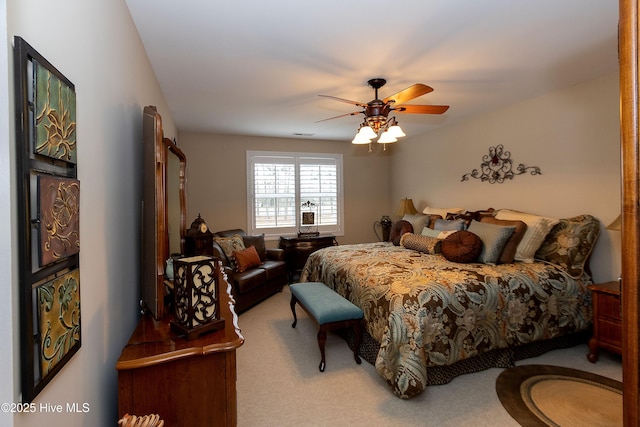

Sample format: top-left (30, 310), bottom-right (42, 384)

top-left (290, 294), bottom-right (298, 328)
top-left (317, 326), bottom-right (327, 372)
top-left (353, 321), bottom-right (362, 365)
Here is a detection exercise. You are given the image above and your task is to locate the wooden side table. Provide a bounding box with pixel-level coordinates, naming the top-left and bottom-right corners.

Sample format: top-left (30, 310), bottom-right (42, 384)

top-left (587, 280), bottom-right (622, 363)
top-left (279, 235), bottom-right (337, 283)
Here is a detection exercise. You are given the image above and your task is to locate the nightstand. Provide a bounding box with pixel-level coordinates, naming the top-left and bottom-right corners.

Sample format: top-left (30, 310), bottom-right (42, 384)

top-left (587, 280), bottom-right (622, 363)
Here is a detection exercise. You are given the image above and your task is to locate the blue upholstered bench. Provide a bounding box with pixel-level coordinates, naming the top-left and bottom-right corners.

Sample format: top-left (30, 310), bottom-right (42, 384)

top-left (289, 282), bottom-right (363, 372)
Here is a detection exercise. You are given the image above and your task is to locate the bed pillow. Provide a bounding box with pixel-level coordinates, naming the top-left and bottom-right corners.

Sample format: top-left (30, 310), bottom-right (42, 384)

top-left (437, 230), bottom-right (458, 239)
top-left (400, 233), bottom-right (442, 254)
top-left (421, 227), bottom-right (441, 238)
top-left (421, 227), bottom-right (457, 239)
top-left (441, 230), bottom-right (483, 263)
top-left (423, 206), bottom-right (466, 218)
top-left (233, 245), bottom-right (262, 272)
top-left (534, 214), bottom-right (600, 279)
top-left (494, 209), bottom-right (559, 263)
top-left (434, 218), bottom-right (466, 231)
top-left (402, 213), bottom-right (430, 234)
top-left (467, 220), bottom-right (516, 265)
top-left (480, 217), bottom-right (527, 264)
top-left (390, 220), bottom-right (413, 246)
top-left (242, 233), bottom-right (267, 261)
top-left (446, 209), bottom-right (495, 227)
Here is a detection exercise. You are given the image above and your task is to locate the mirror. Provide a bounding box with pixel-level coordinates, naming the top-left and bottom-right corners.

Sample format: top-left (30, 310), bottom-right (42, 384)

top-left (141, 106), bottom-right (187, 319)
top-left (165, 139), bottom-right (186, 258)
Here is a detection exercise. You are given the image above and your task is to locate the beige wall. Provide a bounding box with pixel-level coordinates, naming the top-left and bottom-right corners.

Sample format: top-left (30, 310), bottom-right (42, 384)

top-left (5, 0), bottom-right (175, 425)
top-left (178, 133), bottom-right (392, 246)
top-left (391, 73), bottom-right (621, 283)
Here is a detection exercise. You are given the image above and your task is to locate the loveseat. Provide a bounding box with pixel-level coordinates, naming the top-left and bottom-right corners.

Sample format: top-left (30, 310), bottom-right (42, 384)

top-left (211, 229), bottom-right (287, 313)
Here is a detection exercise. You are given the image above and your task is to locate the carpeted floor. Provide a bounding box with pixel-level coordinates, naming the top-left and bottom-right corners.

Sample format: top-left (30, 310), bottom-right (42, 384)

top-left (236, 285), bottom-right (622, 427)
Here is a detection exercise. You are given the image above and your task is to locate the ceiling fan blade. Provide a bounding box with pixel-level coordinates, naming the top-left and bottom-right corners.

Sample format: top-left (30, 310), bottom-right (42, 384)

top-left (315, 110), bottom-right (362, 123)
top-left (318, 94), bottom-right (367, 107)
top-left (394, 104), bottom-right (450, 114)
top-left (383, 84), bottom-right (433, 105)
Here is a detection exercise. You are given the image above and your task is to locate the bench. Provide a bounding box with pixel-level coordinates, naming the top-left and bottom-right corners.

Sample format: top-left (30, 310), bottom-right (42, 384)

top-left (289, 282), bottom-right (363, 372)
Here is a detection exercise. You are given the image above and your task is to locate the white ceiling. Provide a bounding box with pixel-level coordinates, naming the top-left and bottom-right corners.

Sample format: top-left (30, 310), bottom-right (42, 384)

top-left (124, 0), bottom-right (619, 142)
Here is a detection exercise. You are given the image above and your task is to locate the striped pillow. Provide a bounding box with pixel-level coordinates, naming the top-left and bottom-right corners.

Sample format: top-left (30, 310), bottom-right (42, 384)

top-left (495, 209), bottom-right (560, 263)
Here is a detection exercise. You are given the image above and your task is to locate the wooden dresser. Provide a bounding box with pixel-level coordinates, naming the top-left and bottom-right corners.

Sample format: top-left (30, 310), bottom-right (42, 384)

top-left (116, 270), bottom-right (244, 426)
top-left (279, 235), bottom-right (337, 282)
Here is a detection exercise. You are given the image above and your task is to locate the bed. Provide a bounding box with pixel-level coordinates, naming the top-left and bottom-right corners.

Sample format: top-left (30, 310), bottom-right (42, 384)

top-left (299, 211), bottom-right (600, 398)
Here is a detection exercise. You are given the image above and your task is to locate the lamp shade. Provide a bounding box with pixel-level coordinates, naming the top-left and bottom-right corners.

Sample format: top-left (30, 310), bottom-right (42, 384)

top-left (395, 198), bottom-right (418, 216)
top-left (378, 131), bottom-right (398, 144)
top-left (386, 124), bottom-right (406, 138)
top-left (607, 214), bottom-right (622, 231)
top-left (171, 255), bottom-right (225, 340)
top-left (358, 125), bottom-right (377, 139)
top-left (352, 131), bottom-right (372, 144)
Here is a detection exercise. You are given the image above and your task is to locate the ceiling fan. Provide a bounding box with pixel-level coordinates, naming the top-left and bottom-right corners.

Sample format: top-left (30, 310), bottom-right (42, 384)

top-left (317, 78), bottom-right (449, 146)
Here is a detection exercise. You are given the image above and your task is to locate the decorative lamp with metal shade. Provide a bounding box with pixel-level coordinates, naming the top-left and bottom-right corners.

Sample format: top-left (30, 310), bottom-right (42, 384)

top-left (171, 255), bottom-right (225, 340)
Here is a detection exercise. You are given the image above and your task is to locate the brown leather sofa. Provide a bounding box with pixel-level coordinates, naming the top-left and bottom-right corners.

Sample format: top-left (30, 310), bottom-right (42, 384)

top-left (212, 229), bottom-right (287, 313)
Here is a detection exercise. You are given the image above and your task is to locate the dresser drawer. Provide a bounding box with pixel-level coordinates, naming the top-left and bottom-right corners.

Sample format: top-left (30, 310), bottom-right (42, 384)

top-left (596, 293), bottom-right (621, 320)
top-left (598, 318), bottom-right (622, 347)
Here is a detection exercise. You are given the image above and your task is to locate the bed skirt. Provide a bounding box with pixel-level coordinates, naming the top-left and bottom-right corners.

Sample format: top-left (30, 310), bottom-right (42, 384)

top-left (336, 328), bottom-right (591, 386)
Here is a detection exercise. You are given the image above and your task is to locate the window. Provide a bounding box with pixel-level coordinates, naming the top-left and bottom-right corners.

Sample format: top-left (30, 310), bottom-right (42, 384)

top-left (247, 151), bottom-right (344, 238)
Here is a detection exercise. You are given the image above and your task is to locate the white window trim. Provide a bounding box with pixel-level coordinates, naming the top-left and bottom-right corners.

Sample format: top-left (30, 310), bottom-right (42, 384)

top-left (246, 150), bottom-right (344, 240)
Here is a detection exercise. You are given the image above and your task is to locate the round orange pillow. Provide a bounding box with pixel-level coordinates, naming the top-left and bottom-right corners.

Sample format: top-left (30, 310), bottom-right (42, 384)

top-left (441, 230), bottom-right (482, 263)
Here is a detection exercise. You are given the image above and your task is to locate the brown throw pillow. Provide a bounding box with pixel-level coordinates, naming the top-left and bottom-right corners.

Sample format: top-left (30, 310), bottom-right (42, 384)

top-left (242, 234), bottom-right (267, 261)
top-left (233, 245), bottom-right (262, 272)
top-left (480, 217), bottom-right (527, 264)
top-left (441, 230), bottom-right (483, 263)
top-left (389, 220), bottom-right (414, 246)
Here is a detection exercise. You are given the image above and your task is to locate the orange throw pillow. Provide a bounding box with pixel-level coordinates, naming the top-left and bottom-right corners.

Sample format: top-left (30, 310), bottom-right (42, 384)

top-left (233, 245), bottom-right (262, 272)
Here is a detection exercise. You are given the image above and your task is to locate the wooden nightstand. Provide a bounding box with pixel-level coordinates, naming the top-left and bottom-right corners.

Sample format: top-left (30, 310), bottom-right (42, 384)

top-left (587, 280), bottom-right (622, 363)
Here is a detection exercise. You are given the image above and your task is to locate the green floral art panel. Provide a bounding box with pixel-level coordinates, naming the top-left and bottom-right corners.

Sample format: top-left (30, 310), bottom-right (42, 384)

top-left (37, 269), bottom-right (80, 377)
top-left (34, 60), bottom-right (77, 163)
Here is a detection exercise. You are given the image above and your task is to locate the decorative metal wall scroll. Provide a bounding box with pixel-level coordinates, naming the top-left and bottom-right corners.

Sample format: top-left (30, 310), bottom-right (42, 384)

top-left (14, 36), bottom-right (81, 402)
top-left (461, 145), bottom-right (541, 184)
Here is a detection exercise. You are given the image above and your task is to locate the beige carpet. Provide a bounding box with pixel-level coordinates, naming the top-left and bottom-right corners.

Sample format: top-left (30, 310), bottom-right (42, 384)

top-left (236, 285), bottom-right (622, 427)
top-left (496, 365), bottom-right (623, 427)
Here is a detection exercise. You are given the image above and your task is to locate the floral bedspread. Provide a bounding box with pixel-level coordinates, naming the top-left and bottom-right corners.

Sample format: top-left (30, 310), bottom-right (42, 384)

top-left (299, 242), bottom-right (592, 398)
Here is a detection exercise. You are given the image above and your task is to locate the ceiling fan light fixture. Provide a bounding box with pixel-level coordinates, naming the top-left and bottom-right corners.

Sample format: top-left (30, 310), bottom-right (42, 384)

top-left (384, 117), bottom-right (406, 138)
top-left (358, 125), bottom-right (377, 139)
top-left (377, 131), bottom-right (397, 144)
top-left (318, 78), bottom-right (448, 150)
top-left (352, 131), bottom-right (372, 144)
top-left (386, 124), bottom-right (405, 138)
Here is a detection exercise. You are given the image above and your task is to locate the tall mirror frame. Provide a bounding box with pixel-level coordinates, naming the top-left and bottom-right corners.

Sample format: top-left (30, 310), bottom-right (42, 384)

top-left (142, 105), bottom-right (187, 319)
